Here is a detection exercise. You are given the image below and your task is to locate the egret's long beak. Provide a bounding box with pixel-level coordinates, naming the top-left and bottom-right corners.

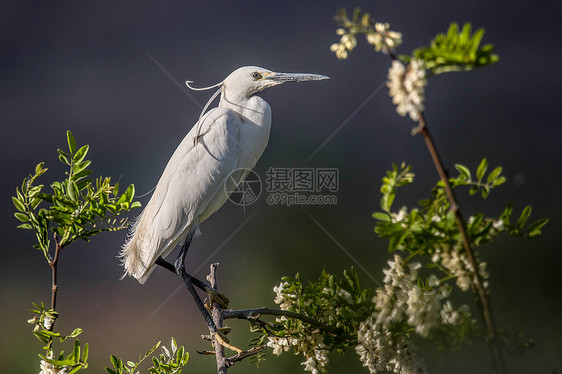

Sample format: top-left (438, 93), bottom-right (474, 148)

top-left (266, 72), bottom-right (329, 83)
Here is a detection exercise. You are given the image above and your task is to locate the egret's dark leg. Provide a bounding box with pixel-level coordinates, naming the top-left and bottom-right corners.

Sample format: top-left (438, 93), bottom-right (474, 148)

top-left (155, 258), bottom-right (213, 293)
top-left (155, 256), bottom-right (229, 308)
top-left (172, 231), bottom-right (218, 333)
top-left (157, 232), bottom-right (240, 353)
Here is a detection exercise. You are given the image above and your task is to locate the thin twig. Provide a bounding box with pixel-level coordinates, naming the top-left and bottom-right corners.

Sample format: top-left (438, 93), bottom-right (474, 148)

top-left (225, 345), bottom-right (266, 368)
top-left (49, 234), bottom-right (62, 329)
top-left (223, 307), bottom-right (339, 335)
top-left (414, 113), bottom-right (506, 374)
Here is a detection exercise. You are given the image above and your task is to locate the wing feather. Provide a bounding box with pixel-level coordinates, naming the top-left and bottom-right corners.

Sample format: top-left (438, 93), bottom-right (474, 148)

top-left (121, 107), bottom-right (241, 282)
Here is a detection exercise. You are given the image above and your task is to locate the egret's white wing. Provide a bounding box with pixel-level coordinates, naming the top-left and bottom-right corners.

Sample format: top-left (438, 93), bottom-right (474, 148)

top-left (121, 107), bottom-right (242, 283)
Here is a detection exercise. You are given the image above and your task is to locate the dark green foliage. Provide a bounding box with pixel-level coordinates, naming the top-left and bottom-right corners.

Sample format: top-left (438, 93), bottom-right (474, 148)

top-left (105, 339), bottom-right (189, 374)
top-left (28, 303), bottom-right (88, 373)
top-left (409, 22), bottom-right (499, 75)
top-left (13, 130), bottom-right (141, 260)
top-left (373, 161), bottom-right (546, 255)
top-left (253, 267), bottom-right (375, 362)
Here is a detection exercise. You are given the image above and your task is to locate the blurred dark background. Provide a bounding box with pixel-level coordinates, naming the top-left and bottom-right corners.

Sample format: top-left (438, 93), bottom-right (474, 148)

top-left (2, 1), bottom-right (561, 373)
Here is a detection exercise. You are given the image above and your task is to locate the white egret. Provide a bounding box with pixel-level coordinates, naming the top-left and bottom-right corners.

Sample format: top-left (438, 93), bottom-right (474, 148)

top-left (120, 66), bottom-right (328, 336)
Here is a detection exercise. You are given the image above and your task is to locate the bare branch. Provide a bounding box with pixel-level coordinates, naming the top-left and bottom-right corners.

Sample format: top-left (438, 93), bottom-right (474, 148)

top-left (415, 113), bottom-right (506, 374)
top-left (207, 263), bottom-right (227, 374)
top-left (225, 345), bottom-right (266, 368)
top-left (223, 307), bottom-right (340, 335)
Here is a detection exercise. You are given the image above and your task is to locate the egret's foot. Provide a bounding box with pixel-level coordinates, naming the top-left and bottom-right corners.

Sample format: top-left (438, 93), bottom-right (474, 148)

top-left (205, 288), bottom-right (230, 309)
top-left (213, 330), bottom-right (243, 354)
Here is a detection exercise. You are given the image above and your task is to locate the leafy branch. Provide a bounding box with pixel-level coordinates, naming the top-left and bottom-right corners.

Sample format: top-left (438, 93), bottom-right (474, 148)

top-left (105, 339), bottom-right (189, 374)
top-left (14, 131), bottom-right (142, 374)
top-left (410, 22), bottom-right (499, 75)
top-left (330, 8), bottom-right (544, 374)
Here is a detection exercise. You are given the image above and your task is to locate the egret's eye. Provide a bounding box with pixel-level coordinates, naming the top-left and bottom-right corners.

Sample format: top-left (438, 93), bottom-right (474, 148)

top-left (252, 72), bottom-right (262, 80)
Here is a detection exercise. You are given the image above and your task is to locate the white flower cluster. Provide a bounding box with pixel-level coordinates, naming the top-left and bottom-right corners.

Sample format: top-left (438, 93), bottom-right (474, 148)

top-left (387, 59), bottom-right (427, 121)
top-left (367, 23), bottom-right (403, 53)
top-left (330, 30), bottom-right (357, 59)
top-left (356, 319), bottom-right (426, 374)
top-left (441, 300), bottom-right (470, 325)
top-left (267, 334), bottom-right (329, 374)
top-left (375, 255), bottom-right (447, 337)
top-left (273, 281), bottom-right (294, 310)
top-left (391, 206), bottom-right (408, 225)
top-left (432, 245), bottom-right (489, 291)
top-left (39, 355), bottom-right (68, 374)
top-left (331, 22), bottom-right (401, 59)
top-left (356, 254), bottom-right (469, 373)
top-left (271, 282), bottom-right (329, 373)
top-left (39, 360), bottom-right (57, 374)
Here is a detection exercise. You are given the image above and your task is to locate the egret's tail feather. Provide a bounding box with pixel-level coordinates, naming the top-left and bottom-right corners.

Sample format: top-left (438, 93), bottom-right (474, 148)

top-left (119, 213), bottom-right (150, 283)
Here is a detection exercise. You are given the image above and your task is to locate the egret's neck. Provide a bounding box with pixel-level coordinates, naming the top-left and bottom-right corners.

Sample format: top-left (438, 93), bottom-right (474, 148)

top-left (218, 90), bottom-right (270, 127)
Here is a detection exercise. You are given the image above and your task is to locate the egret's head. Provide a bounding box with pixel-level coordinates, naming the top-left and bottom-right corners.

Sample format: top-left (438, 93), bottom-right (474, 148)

top-left (223, 66), bottom-right (329, 97)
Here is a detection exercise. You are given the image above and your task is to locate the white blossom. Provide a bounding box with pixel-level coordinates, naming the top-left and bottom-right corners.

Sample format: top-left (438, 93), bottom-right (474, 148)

top-left (391, 206), bottom-right (408, 224)
top-left (387, 59), bottom-right (427, 121)
top-left (273, 281), bottom-right (293, 310)
top-left (437, 245), bottom-right (474, 291)
top-left (301, 345), bottom-right (329, 374)
top-left (39, 359), bottom-right (68, 374)
top-left (267, 332), bottom-right (329, 373)
top-left (405, 285), bottom-right (441, 337)
top-left (440, 300), bottom-right (470, 325)
top-left (267, 336), bottom-right (291, 356)
top-left (492, 219), bottom-right (504, 230)
top-left (43, 316), bottom-right (55, 330)
top-left (367, 23), bottom-right (403, 53)
top-left (39, 360), bottom-right (56, 374)
top-left (330, 33), bottom-right (357, 59)
top-left (356, 317), bottom-right (427, 374)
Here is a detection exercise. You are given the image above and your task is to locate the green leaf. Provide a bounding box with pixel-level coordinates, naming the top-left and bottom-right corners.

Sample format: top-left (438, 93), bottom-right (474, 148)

top-left (517, 206), bottom-right (532, 228)
top-left (82, 343), bottom-right (89, 362)
top-left (493, 176), bottom-right (507, 186)
top-left (67, 131), bottom-right (77, 154)
top-left (372, 212), bottom-right (390, 222)
top-left (68, 181), bottom-right (79, 202)
top-left (18, 223), bottom-right (33, 229)
top-left (12, 197), bottom-right (26, 212)
top-left (481, 186), bottom-right (490, 199)
top-left (73, 161), bottom-right (91, 176)
top-left (68, 365), bottom-right (85, 374)
top-left (58, 150), bottom-right (71, 165)
top-left (110, 355), bottom-right (122, 369)
top-left (527, 218), bottom-right (549, 238)
top-left (14, 212), bottom-right (29, 222)
top-left (33, 330), bottom-right (51, 344)
top-left (454, 164), bottom-right (471, 180)
top-left (73, 145), bottom-right (89, 164)
top-left (35, 162), bottom-right (46, 176)
top-left (486, 166), bottom-right (503, 183)
top-left (68, 328), bottom-right (83, 338)
top-left (43, 357), bottom-right (78, 366)
top-left (476, 158), bottom-right (488, 181)
top-left (74, 170), bottom-right (93, 182)
top-left (470, 28), bottom-right (485, 54)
